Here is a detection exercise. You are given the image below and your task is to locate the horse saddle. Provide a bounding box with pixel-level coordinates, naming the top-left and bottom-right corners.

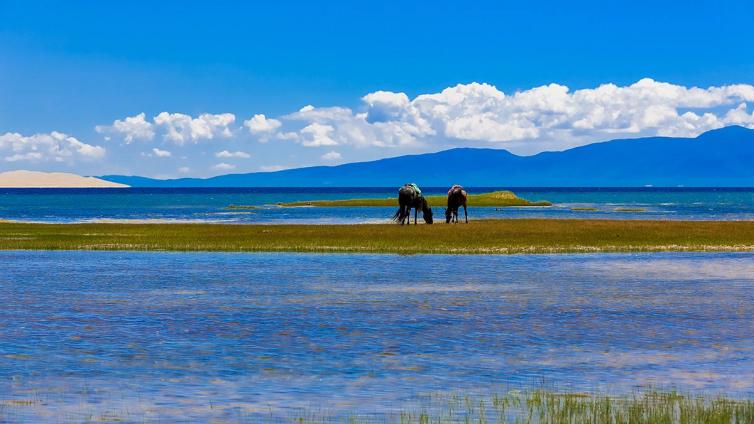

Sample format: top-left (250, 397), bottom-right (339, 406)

top-left (404, 183), bottom-right (422, 196)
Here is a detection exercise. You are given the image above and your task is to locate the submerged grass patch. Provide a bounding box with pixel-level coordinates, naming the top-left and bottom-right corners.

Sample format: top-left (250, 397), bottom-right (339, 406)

top-left (3, 219), bottom-right (754, 254)
top-left (2, 390), bottom-right (750, 423)
top-left (571, 207), bottom-right (600, 212)
top-left (615, 207), bottom-right (648, 212)
top-left (277, 190), bottom-right (551, 207)
top-left (297, 390), bottom-right (754, 424)
top-left (225, 204), bottom-right (260, 210)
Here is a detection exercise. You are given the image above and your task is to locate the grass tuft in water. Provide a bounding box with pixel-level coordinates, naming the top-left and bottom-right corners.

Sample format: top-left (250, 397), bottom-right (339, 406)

top-left (277, 191), bottom-right (551, 207)
top-left (615, 207), bottom-right (647, 212)
top-left (287, 390), bottom-right (754, 424)
top-left (571, 207), bottom-right (600, 212)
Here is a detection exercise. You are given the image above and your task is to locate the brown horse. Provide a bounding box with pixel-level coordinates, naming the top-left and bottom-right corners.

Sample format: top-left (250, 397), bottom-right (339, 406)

top-left (445, 185), bottom-right (468, 223)
top-left (392, 184), bottom-right (433, 225)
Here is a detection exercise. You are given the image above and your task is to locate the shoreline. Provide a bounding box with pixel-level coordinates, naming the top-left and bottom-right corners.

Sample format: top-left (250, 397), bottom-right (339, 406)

top-left (3, 219), bottom-right (754, 254)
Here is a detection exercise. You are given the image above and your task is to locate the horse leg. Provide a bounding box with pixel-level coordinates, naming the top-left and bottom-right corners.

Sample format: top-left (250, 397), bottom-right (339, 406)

top-left (414, 207), bottom-right (418, 225)
top-left (464, 203), bottom-right (468, 223)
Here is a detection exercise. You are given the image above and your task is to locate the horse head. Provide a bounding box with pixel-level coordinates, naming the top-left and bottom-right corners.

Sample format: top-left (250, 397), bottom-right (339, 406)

top-left (445, 207), bottom-right (452, 223)
top-left (423, 200), bottom-right (433, 224)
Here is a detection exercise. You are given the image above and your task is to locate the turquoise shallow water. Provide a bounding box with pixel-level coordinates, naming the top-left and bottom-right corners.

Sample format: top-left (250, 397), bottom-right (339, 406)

top-left (3, 187), bottom-right (754, 223)
top-left (1, 251), bottom-right (752, 422)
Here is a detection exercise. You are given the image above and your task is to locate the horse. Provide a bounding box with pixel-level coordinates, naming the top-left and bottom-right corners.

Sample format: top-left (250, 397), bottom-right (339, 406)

top-left (392, 184), bottom-right (433, 225)
top-left (445, 185), bottom-right (468, 223)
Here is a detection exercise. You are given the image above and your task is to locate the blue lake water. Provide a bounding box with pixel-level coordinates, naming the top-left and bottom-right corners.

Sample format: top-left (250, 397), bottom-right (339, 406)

top-left (1, 251), bottom-right (752, 422)
top-left (3, 187), bottom-right (754, 223)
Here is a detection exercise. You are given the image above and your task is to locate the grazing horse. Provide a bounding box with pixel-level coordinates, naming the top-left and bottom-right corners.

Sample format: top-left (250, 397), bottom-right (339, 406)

top-left (445, 185), bottom-right (468, 223)
top-left (392, 184), bottom-right (433, 225)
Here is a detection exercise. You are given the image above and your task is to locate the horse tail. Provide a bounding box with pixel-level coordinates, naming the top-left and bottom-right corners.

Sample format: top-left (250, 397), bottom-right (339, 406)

top-left (392, 207), bottom-right (402, 222)
top-left (394, 188), bottom-right (410, 223)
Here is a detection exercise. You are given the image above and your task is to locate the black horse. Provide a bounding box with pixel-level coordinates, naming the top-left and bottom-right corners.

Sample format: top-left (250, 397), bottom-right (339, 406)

top-left (445, 185), bottom-right (468, 223)
top-left (392, 184), bottom-right (433, 225)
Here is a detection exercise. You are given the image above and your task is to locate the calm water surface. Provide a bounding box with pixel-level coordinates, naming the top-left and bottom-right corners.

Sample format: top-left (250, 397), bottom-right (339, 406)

top-left (3, 187), bottom-right (754, 223)
top-left (1, 251), bottom-right (752, 422)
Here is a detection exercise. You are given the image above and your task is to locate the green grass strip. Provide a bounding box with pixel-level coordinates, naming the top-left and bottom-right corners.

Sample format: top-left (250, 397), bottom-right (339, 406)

top-left (2, 219), bottom-right (754, 254)
top-left (276, 190), bottom-right (551, 207)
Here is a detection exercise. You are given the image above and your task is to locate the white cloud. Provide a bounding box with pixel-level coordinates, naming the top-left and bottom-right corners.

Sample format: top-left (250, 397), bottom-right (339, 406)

top-left (0, 131), bottom-right (105, 163)
top-left (96, 79), bottom-right (754, 161)
top-left (244, 114), bottom-right (281, 141)
top-left (211, 162), bottom-right (236, 171)
top-left (320, 150), bottom-right (342, 161)
top-left (153, 112), bottom-right (235, 144)
top-left (95, 112), bottom-right (154, 143)
top-left (263, 79), bottom-right (754, 153)
top-left (177, 166), bottom-right (191, 174)
top-left (299, 123), bottom-right (338, 147)
top-left (215, 150), bottom-right (251, 159)
top-left (259, 164), bottom-right (286, 172)
top-left (151, 148), bottom-right (172, 157)
top-left (97, 112), bottom-right (236, 145)
top-left (724, 102), bottom-right (754, 125)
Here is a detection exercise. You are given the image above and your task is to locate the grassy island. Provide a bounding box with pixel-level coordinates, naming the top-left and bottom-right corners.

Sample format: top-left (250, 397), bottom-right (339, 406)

top-left (276, 190), bottom-right (551, 207)
top-left (3, 219), bottom-right (754, 254)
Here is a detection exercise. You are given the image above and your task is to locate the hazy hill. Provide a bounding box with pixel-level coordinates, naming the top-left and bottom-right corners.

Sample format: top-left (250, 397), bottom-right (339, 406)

top-left (100, 126), bottom-right (754, 187)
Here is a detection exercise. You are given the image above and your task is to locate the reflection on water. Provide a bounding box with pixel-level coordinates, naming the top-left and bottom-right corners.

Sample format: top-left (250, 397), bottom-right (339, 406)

top-left (1, 251), bottom-right (753, 422)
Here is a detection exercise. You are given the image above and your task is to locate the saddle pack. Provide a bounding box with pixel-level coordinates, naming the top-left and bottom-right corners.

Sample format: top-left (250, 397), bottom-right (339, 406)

top-left (403, 183), bottom-right (422, 196)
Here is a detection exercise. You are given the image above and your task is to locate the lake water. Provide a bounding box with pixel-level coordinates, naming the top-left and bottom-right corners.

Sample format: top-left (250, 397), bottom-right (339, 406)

top-left (3, 187), bottom-right (754, 223)
top-left (1, 251), bottom-right (752, 422)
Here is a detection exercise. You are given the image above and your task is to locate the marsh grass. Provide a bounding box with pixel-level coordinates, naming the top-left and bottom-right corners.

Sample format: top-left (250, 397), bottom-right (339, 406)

top-left (226, 204), bottom-right (260, 210)
top-left (285, 391), bottom-right (754, 423)
top-left (276, 191), bottom-right (551, 207)
top-left (2, 219), bottom-right (754, 254)
top-left (0, 390), bottom-right (751, 422)
top-left (571, 207), bottom-right (600, 212)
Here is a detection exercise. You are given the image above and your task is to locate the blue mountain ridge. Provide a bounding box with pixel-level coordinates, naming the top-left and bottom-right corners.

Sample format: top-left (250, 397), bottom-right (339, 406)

top-left (100, 126), bottom-right (754, 187)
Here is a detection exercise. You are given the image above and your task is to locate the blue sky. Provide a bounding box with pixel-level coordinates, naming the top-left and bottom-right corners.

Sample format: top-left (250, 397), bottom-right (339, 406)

top-left (2, 0), bottom-right (754, 177)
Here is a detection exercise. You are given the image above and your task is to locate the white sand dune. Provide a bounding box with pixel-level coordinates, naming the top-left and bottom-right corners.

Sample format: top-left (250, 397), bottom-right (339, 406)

top-left (0, 170), bottom-right (128, 188)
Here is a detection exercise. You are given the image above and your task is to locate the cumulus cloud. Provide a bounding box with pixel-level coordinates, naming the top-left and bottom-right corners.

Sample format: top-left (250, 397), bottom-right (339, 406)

top-left (215, 150), bottom-right (251, 159)
top-left (259, 79), bottom-right (754, 153)
top-left (211, 162), bottom-right (236, 171)
top-left (244, 114), bottom-right (281, 141)
top-left (299, 123), bottom-right (338, 147)
top-left (97, 112), bottom-right (236, 145)
top-left (151, 148), bottom-right (171, 157)
top-left (0, 131), bottom-right (105, 163)
top-left (154, 112), bottom-right (236, 144)
top-left (95, 112), bottom-right (154, 143)
top-left (320, 150), bottom-right (342, 161)
top-left (99, 80), bottom-right (754, 160)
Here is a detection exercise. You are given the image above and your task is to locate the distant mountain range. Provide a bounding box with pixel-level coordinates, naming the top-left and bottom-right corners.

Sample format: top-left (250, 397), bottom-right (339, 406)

top-left (101, 126), bottom-right (754, 187)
